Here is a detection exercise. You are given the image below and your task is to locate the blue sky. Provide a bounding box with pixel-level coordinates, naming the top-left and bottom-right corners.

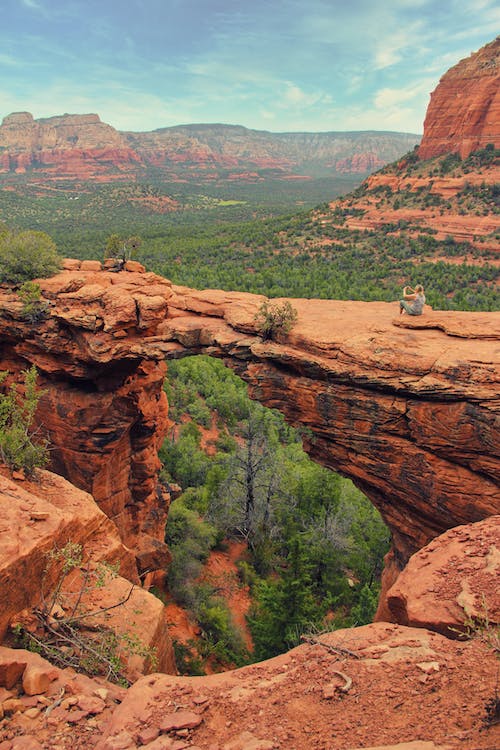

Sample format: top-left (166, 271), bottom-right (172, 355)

top-left (0, 0), bottom-right (498, 134)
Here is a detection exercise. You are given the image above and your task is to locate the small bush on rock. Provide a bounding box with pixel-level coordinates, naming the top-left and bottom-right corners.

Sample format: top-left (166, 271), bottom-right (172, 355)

top-left (12, 542), bottom-right (157, 685)
top-left (17, 281), bottom-right (50, 324)
top-left (255, 300), bottom-right (298, 340)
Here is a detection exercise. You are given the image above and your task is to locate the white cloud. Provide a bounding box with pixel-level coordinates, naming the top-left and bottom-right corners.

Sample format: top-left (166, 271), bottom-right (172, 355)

top-left (20, 0), bottom-right (43, 10)
top-left (373, 22), bottom-right (426, 70)
top-left (374, 78), bottom-right (434, 109)
top-left (282, 83), bottom-right (329, 108)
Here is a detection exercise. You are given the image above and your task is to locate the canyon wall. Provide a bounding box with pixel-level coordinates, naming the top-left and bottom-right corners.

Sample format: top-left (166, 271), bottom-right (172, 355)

top-left (419, 37), bottom-right (500, 160)
top-left (0, 111), bottom-right (418, 181)
top-left (1, 266), bottom-right (498, 596)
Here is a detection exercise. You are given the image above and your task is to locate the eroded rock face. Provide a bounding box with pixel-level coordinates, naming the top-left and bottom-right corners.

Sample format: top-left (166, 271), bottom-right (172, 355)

top-left (94, 623), bottom-right (499, 750)
top-left (0, 112), bottom-right (141, 178)
top-left (0, 469), bottom-right (175, 675)
top-left (387, 516), bottom-right (500, 635)
top-left (0, 270), bottom-right (498, 590)
top-left (0, 112), bottom-right (419, 181)
top-left (1, 511), bottom-right (499, 747)
top-left (419, 38), bottom-right (500, 160)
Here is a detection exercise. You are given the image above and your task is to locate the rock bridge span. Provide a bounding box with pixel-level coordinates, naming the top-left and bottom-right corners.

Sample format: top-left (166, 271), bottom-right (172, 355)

top-left (1, 266), bottom-right (498, 603)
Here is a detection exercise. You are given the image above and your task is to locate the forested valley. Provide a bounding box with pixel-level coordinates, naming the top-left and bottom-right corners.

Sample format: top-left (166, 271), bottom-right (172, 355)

top-left (1, 145), bottom-right (498, 673)
top-left (158, 356), bottom-right (390, 673)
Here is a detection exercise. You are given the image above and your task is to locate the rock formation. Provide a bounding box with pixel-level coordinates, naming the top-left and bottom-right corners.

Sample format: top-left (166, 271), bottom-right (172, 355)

top-left (0, 112), bottom-right (141, 178)
top-left (1, 265), bottom-right (498, 602)
top-left (1, 492), bottom-right (498, 748)
top-left (0, 468), bottom-right (176, 677)
top-left (0, 112), bottom-right (419, 182)
top-left (317, 38), bottom-right (500, 250)
top-left (387, 515), bottom-right (500, 636)
top-left (418, 37), bottom-right (500, 160)
top-left (1, 616), bottom-right (498, 748)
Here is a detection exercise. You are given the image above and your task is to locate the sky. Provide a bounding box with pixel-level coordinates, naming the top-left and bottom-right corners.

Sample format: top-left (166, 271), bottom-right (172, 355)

top-left (0, 0), bottom-right (498, 135)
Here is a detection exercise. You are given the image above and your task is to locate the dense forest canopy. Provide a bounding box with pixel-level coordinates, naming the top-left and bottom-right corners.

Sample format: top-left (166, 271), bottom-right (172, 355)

top-left (1, 148), bottom-right (497, 310)
top-left (160, 356), bottom-right (390, 672)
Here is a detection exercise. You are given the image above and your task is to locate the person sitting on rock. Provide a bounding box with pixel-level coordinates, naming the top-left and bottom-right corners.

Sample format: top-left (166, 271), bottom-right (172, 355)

top-left (399, 284), bottom-right (425, 315)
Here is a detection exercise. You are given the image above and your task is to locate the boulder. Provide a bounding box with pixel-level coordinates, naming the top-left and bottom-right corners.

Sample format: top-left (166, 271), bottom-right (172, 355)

top-left (387, 516), bottom-right (500, 635)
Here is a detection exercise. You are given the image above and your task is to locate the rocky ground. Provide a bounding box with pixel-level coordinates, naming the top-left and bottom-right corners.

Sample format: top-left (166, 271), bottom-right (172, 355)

top-left (0, 621), bottom-right (499, 750)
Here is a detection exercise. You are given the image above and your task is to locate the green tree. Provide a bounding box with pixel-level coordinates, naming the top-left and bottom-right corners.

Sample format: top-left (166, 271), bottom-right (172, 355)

top-left (350, 583), bottom-right (377, 625)
top-left (17, 281), bottom-right (49, 324)
top-left (0, 230), bottom-right (61, 284)
top-left (249, 537), bottom-right (323, 659)
top-left (254, 300), bottom-right (298, 340)
top-left (104, 234), bottom-right (142, 262)
top-left (0, 366), bottom-right (49, 475)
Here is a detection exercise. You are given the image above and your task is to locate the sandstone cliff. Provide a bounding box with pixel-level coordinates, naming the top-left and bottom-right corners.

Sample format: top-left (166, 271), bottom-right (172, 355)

top-left (0, 112), bottom-right (419, 182)
top-left (315, 38), bottom-right (500, 250)
top-left (0, 112), bottom-right (141, 178)
top-left (418, 37), bottom-right (500, 160)
top-left (0, 468), bottom-right (176, 677)
top-left (1, 265), bottom-right (498, 601)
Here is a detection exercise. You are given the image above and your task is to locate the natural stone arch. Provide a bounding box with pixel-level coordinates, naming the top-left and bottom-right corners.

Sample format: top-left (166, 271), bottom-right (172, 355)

top-left (1, 269), bottom-right (498, 606)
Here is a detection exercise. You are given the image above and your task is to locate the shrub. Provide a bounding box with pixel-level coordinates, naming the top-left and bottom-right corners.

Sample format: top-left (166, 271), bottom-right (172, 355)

top-left (12, 542), bottom-right (156, 685)
top-left (254, 300), bottom-right (298, 340)
top-left (17, 282), bottom-right (50, 324)
top-left (0, 366), bottom-right (49, 476)
top-left (0, 230), bottom-right (61, 284)
top-left (104, 234), bottom-right (142, 262)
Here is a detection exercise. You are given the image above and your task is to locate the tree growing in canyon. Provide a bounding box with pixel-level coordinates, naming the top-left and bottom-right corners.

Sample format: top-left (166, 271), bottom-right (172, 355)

top-left (254, 300), bottom-right (298, 340)
top-left (0, 365), bottom-right (49, 476)
top-left (17, 281), bottom-right (50, 324)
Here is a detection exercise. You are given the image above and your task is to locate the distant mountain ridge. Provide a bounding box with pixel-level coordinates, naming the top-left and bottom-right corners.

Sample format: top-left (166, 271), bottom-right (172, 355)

top-left (0, 111), bottom-right (420, 183)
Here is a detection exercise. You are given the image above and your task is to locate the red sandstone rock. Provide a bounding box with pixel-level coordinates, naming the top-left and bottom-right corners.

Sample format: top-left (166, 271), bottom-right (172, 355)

top-left (94, 623), bottom-right (499, 750)
top-left (387, 516), bottom-right (500, 635)
top-left (419, 38), bottom-right (500, 159)
top-left (76, 694), bottom-right (107, 714)
top-left (0, 272), bottom-right (498, 589)
top-left (62, 258), bottom-right (81, 271)
top-left (0, 112), bottom-right (417, 183)
top-left (80, 260), bottom-right (102, 272)
top-left (0, 470), bottom-right (175, 675)
top-left (0, 657), bottom-right (26, 689)
top-left (22, 665), bottom-right (52, 696)
top-left (159, 710), bottom-right (203, 731)
top-left (10, 738), bottom-right (43, 750)
top-left (124, 261), bottom-right (145, 273)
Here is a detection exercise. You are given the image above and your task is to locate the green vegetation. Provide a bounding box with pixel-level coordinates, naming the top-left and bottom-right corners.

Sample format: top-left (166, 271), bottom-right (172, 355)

top-left (254, 300), bottom-right (298, 340)
top-left (0, 228), bottom-right (61, 284)
top-left (17, 281), bottom-right (50, 324)
top-left (0, 145), bottom-right (498, 310)
top-left (160, 356), bottom-right (390, 670)
top-left (0, 366), bottom-right (49, 476)
top-left (104, 233), bottom-right (142, 262)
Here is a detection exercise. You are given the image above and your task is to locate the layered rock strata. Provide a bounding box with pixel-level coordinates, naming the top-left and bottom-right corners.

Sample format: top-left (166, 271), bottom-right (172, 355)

top-left (1, 266), bottom-right (498, 595)
top-left (418, 37), bottom-right (500, 159)
top-left (0, 111), bottom-right (419, 181)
